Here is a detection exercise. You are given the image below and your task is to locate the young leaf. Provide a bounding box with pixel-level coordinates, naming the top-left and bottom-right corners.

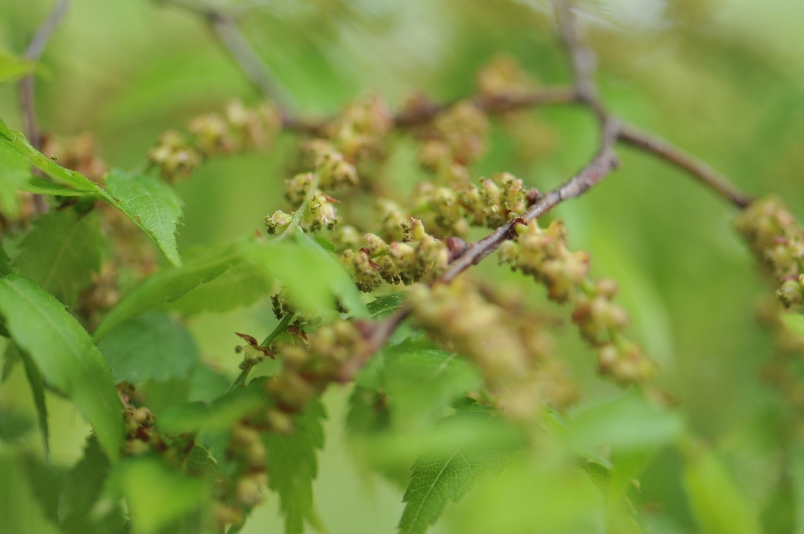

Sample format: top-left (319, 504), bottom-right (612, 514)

top-left (21, 175), bottom-right (95, 197)
top-left (0, 450), bottom-right (58, 533)
top-left (97, 312), bottom-right (198, 383)
top-left (105, 169), bottom-right (183, 266)
top-left (0, 275), bottom-right (124, 461)
top-left (166, 259), bottom-right (273, 316)
top-left (13, 209), bottom-right (103, 306)
top-left (367, 293), bottom-right (406, 318)
top-left (398, 418), bottom-right (519, 534)
top-left (264, 398), bottom-right (326, 534)
top-left (114, 455), bottom-right (209, 534)
top-left (682, 445), bottom-right (761, 533)
top-left (93, 242), bottom-right (241, 340)
top-left (0, 140), bottom-right (31, 212)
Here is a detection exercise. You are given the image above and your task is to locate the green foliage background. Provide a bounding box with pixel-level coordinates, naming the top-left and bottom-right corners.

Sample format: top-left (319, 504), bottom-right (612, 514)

top-left (0, 0), bottom-right (801, 532)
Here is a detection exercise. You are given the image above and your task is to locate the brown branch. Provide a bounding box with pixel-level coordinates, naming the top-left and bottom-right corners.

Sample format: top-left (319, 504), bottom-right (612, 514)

top-left (617, 123), bottom-right (753, 209)
top-left (19, 0), bottom-right (72, 214)
top-left (155, 0), bottom-right (297, 112)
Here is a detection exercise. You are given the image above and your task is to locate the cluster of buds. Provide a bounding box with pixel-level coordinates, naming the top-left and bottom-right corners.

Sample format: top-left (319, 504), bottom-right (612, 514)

top-left (226, 420), bottom-right (268, 507)
top-left (418, 101), bottom-right (488, 169)
top-left (340, 219), bottom-right (449, 292)
top-left (324, 94), bottom-right (393, 163)
top-left (411, 183), bottom-right (468, 237)
top-left (41, 133), bottom-right (108, 184)
top-left (148, 100), bottom-right (282, 182)
top-left (121, 404), bottom-right (160, 456)
top-left (734, 196), bottom-right (804, 309)
top-left (407, 279), bottom-right (579, 420)
top-left (460, 172), bottom-right (527, 228)
top-left (475, 54), bottom-right (538, 102)
top-left (498, 219), bottom-right (590, 302)
top-left (500, 219), bottom-right (655, 385)
top-left (302, 140), bottom-right (359, 189)
top-left (376, 199), bottom-right (413, 242)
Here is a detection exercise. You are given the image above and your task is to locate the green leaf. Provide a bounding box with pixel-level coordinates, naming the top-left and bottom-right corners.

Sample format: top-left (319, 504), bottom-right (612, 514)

top-left (0, 242), bottom-right (12, 277)
top-left (367, 293), bottom-right (406, 318)
top-left (681, 445), bottom-right (761, 533)
top-left (0, 140), bottom-right (31, 213)
top-left (20, 454), bottom-right (67, 527)
top-left (166, 258), bottom-right (273, 316)
top-left (0, 406), bottom-right (33, 442)
top-left (0, 450), bottom-right (59, 533)
top-left (19, 346), bottom-right (49, 460)
top-left (94, 242), bottom-right (241, 340)
top-left (0, 275), bottom-right (124, 461)
top-left (398, 417), bottom-right (519, 534)
top-left (58, 438), bottom-right (126, 534)
top-left (97, 312), bottom-right (198, 383)
top-left (264, 398), bottom-right (326, 534)
top-left (105, 169), bottom-right (183, 266)
top-left (115, 455), bottom-right (208, 534)
top-left (0, 49), bottom-right (35, 82)
top-left (242, 233), bottom-right (367, 318)
top-left (565, 391), bottom-right (685, 454)
top-left (13, 209), bottom-right (103, 306)
top-left (780, 312), bottom-right (803, 339)
top-left (21, 175), bottom-right (95, 197)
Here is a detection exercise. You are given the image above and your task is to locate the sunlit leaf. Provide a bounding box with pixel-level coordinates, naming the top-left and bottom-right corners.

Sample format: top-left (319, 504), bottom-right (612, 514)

top-left (97, 312), bottom-right (198, 383)
top-left (0, 275), bottom-right (124, 461)
top-left (105, 169), bottom-right (183, 266)
top-left (13, 209), bottom-right (103, 306)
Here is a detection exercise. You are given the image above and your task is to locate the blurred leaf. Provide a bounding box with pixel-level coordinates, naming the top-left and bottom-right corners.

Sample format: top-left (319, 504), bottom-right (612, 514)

top-left (780, 312), bottom-right (803, 339)
top-left (0, 140), bottom-right (30, 213)
top-left (0, 406), bottom-right (32, 442)
top-left (58, 438), bottom-right (126, 534)
top-left (445, 456), bottom-right (606, 533)
top-left (264, 398), bottom-right (326, 534)
top-left (241, 233), bottom-right (368, 318)
top-left (166, 258), bottom-right (273, 316)
top-left (185, 445), bottom-right (223, 487)
top-left (13, 209), bottom-right (103, 306)
top-left (105, 169), bottom-right (183, 266)
top-left (565, 391), bottom-right (685, 454)
top-left (114, 455), bottom-right (208, 534)
top-left (187, 363), bottom-right (231, 403)
top-left (0, 275), bottom-right (124, 461)
top-left (0, 450), bottom-right (58, 533)
top-left (398, 414), bottom-right (520, 534)
top-left (18, 345), bottom-right (49, 460)
top-left (97, 311), bottom-right (197, 383)
top-left (0, 49), bottom-right (35, 82)
top-left (681, 445), bottom-right (761, 533)
top-left (21, 176), bottom-right (95, 197)
top-left (20, 455), bottom-right (67, 527)
top-left (367, 293), bottom-right (406, 318)
top-left (93, 242), bottom-right (241, 340)
top-left (0, 242), bottom-right (11, 277)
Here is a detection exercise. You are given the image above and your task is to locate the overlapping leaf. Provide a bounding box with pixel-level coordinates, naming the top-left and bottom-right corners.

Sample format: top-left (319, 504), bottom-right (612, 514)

top-left (0, 140), bottom-right (30, 212)
top-left (0, 275), bottom-right (123, 461)
top-left (13, 209), bottom-right (103, 306)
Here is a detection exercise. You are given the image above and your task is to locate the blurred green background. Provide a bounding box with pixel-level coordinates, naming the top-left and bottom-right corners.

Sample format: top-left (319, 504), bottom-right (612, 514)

top-left (0, 0), bottom-right (801, 532)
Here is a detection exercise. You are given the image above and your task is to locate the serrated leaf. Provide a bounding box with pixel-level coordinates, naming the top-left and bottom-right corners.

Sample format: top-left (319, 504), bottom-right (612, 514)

top-left (13, 209), bottom-right (103, 306)
top-left (21, 175), bottom-right (94, 197)
top-left (105, 169), bottom-right (183, 266)
top-left (0, 49), bottom-right (35, 82)
top-left (242, 233), bottom-right (367, 318)
top-left (264, 398), bottom-right (326, 534)
top-left (114, 455), bottom-right (208, 534)
top-left (97, 312), bottom-right (198, 383)
top-left (167, 259), bottom-right (273, 316)
top-left (682, 446), bottom-right (761, 533)
top-left (0, 275), bottom-right (124, 461)
top-left (367, 293), bottom-right (406, 318)
top-left (58, 438), bottom-right (126, 534)
top-left (185, 445), bottom-right (223, 486)
top-left (0, 140), bottom-right (31, 213)
top-left (93, 242), bottom-right (241, 340)
top-left (399, 418), bottom-right (519, 534)
top-left (0, 450), bottom-right (58, 533)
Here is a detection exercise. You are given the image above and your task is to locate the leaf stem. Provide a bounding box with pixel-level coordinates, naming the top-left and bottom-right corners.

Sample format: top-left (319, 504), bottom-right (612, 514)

top-left (227, 313), bottom-right (294, 392)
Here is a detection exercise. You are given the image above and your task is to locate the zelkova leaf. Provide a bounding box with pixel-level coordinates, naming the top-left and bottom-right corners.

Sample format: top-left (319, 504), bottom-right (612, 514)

top-left (398, 425), bottom-right (518, 534)
top-left (13, 209), bottom-right (103, 306)
top-left (21, 176), bottom-right (95, 197)
top-left (0, 275), bottom-right (124, 461)
top-left (93, 242), bottom-right (241, 340)
top-left (19, 346), bottom-right (49, 460)
top-left (0, 140), bottom-right (31, 213)
top-left (104, 169), bottom-right (183, 266)
top-left (264, 398), bottom-right (326, 534)
top-left (682, 445), bottom-right (761, 533)
top-left (97, 312), bottom-right (198, 383)
top-left (367, 293), bottom-right (406, 318)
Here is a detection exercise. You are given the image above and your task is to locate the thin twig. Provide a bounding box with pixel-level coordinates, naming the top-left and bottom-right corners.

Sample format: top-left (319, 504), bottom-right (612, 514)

top-left (155, 0), bottom-right (296, 112)
top-left (19, 0), bottom-right (72, 214)
top-left (617, 123), bottom-right (753, 209)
